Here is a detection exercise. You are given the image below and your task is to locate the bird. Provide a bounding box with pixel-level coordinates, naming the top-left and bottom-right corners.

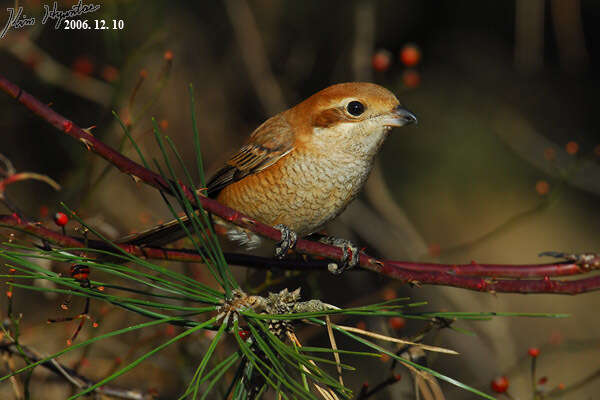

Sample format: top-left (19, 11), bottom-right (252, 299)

top-left (120, 82), bottom-right (417, 271)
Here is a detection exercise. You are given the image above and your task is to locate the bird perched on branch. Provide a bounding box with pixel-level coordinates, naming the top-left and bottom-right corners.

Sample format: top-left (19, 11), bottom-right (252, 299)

top-left (120, 82), bottom-right (417, 271)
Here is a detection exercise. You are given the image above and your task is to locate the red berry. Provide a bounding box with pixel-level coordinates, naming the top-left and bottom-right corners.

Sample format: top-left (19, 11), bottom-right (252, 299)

top-left (528, 347), bottom-right (540, 357)
top-left (388, 317), bottom-right (406, 330)
top-left (165, 325), bottom-right (176, 337)
top-left (382, 288), bottom-right (396, 301)
top-left (490, 376), bottom-right (509, 393)
top-left (372, 50), bottom-right (392, 72)
top-left (54, 212), bottom-right (69, 227)
top-left (400, 44), bottom-right (421, 67)
top-left (565, 141), bottom-right (579, 155)
top-left (238, 330), bottom-right (250, 340)
top-left (72, 56), bottom-right (94, 76)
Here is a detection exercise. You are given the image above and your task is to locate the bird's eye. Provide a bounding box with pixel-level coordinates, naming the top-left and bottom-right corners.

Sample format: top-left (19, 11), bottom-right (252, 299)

top-left (346, 101), bottom-right (365, 116)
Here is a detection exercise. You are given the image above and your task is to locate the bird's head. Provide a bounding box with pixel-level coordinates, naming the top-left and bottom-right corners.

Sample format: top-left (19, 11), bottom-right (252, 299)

top-left (287, 82), bottom-right (417, 156)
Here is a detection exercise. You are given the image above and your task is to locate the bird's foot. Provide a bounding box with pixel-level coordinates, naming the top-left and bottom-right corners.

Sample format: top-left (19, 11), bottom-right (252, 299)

top-left (274, 224), bottom-right (298, 259)
top-left (318, 236), bottom-right (360, 274)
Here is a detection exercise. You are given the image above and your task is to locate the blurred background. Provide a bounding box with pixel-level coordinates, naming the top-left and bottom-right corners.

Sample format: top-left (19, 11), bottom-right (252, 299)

top-left (1, 0), bottom-right (599, 398)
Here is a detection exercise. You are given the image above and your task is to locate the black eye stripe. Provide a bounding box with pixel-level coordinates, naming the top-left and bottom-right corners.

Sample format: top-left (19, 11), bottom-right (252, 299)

top-left (347, 101), bottom-right (365, 116)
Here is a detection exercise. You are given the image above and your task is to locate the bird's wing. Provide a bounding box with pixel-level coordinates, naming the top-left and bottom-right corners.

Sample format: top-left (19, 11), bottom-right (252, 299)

top-left (206, 114), bottom-right (295, 197)
top-left (117, 114), bottom-right (294, 247)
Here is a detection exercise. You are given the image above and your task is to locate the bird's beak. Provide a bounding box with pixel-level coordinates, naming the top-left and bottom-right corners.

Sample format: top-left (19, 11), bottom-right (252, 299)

top-left (383, 105), bottom-right (418, 127)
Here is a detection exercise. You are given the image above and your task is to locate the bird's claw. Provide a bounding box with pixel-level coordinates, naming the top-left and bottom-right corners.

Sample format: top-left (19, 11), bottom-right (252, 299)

top-left (319, 237), bottom-right (360, 274)
top-left (274, 224), bottom-right (298, 259)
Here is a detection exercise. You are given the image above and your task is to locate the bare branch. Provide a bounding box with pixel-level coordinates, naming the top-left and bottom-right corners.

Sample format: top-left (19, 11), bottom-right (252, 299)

top-left (0, 340), bottom-right (156, 399)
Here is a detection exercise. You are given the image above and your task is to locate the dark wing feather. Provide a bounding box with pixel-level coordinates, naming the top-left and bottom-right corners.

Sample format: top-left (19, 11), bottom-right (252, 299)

top-left (117, 216), bottom-right (193, 246)
top-left (206, 114), bottom-right (295, 197)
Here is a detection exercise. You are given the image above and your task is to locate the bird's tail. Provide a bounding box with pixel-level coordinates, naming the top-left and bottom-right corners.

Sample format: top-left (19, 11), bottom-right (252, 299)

top-left (117, 212), bottom-right (211, 247)
top-left (118, 212), bottom-right (263, 250)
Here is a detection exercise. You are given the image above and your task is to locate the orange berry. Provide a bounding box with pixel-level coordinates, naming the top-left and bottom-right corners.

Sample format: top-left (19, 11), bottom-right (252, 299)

top-left (159, 119), bottom-right (169, 130)
top-left (490, 376), bottom-right (509, 393)
top-left (535, 180), bottom-right (550, 195)
top-left (402, 69), bottom-right (420, 88)
top-left (101, 65), bottom-right (119, 82)
top-left (565, 141), bottom-right (579, 155)
top-left (372, 50), bottom-right (392, 72)
top-left (528, 347), bottom-right (540, 357)
top-left (400, 44), bottom-right (421, 67)
top-left (543, 147), bottom-right (556, 161)
top-left (388, 317), bottom-right (406, 330)
top-left (557, 383), bottom-right (565, 390)
top-left (139, 69), bottom-right (148, 78)
top-left (164, 50), bottom-right (174, 61)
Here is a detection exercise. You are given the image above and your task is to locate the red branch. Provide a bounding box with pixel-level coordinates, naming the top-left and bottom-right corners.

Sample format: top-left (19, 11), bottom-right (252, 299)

top-left (0, 214), bottom-right (328, 270)
top-left (1, 73), bottom-right (599, 294)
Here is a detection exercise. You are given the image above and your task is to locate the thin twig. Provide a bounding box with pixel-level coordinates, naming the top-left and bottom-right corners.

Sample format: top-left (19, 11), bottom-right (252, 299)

top-left (1, 213), bottom-right (597, 286)
top-left (224, 0), bottom-right (286, 115)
